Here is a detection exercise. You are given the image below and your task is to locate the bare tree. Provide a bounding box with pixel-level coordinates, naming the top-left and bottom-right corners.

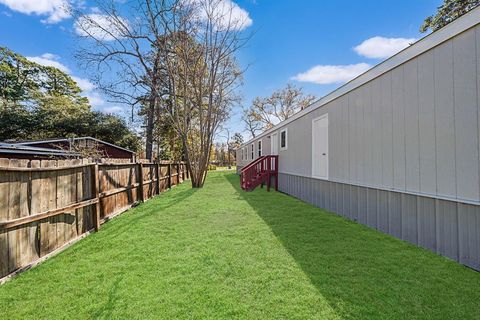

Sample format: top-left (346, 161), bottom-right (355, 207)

top-left (241, 105), bottom-right (263, 138)
top-left (242, 84), bottom-right (316, 137)
top-left (75, 0), bottom-right (249, 186)
top-left (269, 83), bottom-right (316, 120)
top-left (74, 0), bottom-right (180, 160)
top-left (155, 0), bottom-right (250, 187)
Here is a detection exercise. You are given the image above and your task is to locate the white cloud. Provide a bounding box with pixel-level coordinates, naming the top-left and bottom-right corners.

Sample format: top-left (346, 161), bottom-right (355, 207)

top-left (0, 0), bottom-right (70, 23)
top-left (74, 79), bottom-right (106, 108)
top-left (71, 76), bottom-right (95, 91)
top-left (212, 0), bottom-right (252, 31)
top-left (103, 106), bottom-right (122, 113)
top-left (84, 91), bottom-right (105, 107)
top-left (74, 14), bottom-right (130, 41)
top-left (292, 63), bottom-right (371, 85)
top-left (189, 0), bottom-right (252, 31)
top-left (354, 36), bottom-right (416, 59)
top-left (26, 53), bottom-right (71, 73)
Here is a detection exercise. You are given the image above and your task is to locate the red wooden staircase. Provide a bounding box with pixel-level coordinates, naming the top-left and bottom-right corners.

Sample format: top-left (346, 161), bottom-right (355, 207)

top-left (240, 155), bottom-right (279, 192)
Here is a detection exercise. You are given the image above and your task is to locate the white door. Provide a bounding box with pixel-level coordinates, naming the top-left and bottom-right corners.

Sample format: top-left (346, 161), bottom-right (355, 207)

top-left (312, 114), bottom-right (328, 179)
top-left (271, 133), bottom-right (278, 155)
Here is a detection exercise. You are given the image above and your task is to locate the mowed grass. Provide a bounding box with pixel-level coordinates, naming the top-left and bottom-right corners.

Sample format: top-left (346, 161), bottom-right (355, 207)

top-left (0, 172), bottom-right (479, 319)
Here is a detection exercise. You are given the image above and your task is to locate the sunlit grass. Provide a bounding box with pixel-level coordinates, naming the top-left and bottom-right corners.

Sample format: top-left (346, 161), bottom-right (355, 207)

top-left (0, 171), bottom-right (478, 319)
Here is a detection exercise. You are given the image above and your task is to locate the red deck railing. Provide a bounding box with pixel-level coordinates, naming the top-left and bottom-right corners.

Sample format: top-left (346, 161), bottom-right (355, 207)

top-left (240, 155), bottom-right (278, 192)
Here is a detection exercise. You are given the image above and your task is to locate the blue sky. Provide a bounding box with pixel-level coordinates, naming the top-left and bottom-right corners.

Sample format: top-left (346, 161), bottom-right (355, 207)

top-left (0, 0), bottom-right (441, 140)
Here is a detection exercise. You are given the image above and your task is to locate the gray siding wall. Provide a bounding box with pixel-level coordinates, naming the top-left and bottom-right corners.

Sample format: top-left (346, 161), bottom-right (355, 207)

top-left (237, 12), bottom-right (480, 272)
top-left (269, 26), bottom-right (480, 204)
top-left (278, 173), bottom-right (480, 271)
top-left (236, 134), bottom-right (270, 167)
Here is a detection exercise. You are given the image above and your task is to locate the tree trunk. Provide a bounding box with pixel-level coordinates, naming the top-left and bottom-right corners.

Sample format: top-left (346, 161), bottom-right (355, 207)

top-left (190, 168), bottom-right (204, 188)
top-left (145, 97), bottom-right (155, 160)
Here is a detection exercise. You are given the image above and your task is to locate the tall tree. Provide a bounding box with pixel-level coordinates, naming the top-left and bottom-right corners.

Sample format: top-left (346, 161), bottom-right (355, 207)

top-left (155, 0), bottom-right (249, 187)
top-left (229, 132), bottom-right (244, 163)
top-left (0, 47), bottom-right (141, 152)
top-left (420, 0), bottom-right (480, 33)
top-left (76, 0), bottom-right (249, 185)
top-left (242, 104), bottom-right (263, 138)
top-left (0, 47), bottom-right (42, 108)
top-left (242, 84), bottom-right (316, 137)
top-left (74, 0), bottom-right (172, 160)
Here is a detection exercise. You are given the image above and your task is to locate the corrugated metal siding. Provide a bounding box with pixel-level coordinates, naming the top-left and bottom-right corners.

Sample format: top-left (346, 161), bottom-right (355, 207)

top-left (278, 172), bottom-right (480, 271)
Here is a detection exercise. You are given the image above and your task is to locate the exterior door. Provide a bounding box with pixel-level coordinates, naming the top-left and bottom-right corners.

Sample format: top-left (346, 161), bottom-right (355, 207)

top-left (312, 114), bottom-right (328, 179)
top-left (271, 133), bottom-right (278, 155)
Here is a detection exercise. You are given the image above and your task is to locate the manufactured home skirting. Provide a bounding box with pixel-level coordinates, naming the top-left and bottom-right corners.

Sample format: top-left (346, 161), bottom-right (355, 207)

top-left (275, 172), bottom-right (480, 271)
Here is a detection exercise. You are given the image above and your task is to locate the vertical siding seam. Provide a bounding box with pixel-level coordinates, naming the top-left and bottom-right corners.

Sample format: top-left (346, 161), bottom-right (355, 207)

top-left (380, 77), bottom-right (384, 187)
top-left (416, 59), bottom-right (421, 194)
top-left (347, 94), bottom-right (350, 183)
top-left (476, 27), bottom-right (480, 201)
top-left (434, 48), bottom-right (439, 196)
top-left (390, 73), bottom-right (394, 191)
top-left (402, 66), bottom-right (407, 192)
top-left (431, 51), bottom-right (438, 196)
top-left (362, 87), bottom-right (366, 183)
top-left (451, 41), bottom-right (458, 198)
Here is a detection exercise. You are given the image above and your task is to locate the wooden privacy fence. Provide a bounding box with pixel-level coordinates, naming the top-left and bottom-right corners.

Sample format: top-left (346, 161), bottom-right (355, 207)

top-left (0, 158), bottom-right (189, 280)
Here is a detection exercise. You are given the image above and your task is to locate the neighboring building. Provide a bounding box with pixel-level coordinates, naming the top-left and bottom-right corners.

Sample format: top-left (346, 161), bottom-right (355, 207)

top-left (237, 7), bottom-right (480, 271)
top-left (12, 137), bottom-right (136, 161)
top-left (0, 143), bottom-right (80, 159)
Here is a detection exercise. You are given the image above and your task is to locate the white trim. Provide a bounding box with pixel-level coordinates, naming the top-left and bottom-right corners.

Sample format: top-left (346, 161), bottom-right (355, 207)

top-left (239, 6), bottom-right (480, 148)
top-left (280, 128), bottom-right (288, 151)
top-left (311, 114), bottom-right (329, 180)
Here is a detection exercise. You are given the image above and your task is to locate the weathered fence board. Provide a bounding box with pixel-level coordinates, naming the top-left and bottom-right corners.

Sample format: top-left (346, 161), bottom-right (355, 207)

top-left (0, 159), bottom-right (188, 280)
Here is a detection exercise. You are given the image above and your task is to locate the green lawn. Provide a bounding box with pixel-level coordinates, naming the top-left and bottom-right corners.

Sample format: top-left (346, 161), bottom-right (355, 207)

top-left (0, 172), bottom-right (479, 319)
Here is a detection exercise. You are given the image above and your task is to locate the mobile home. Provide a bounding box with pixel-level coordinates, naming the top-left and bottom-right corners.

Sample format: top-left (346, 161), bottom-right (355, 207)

top-left (237, 7), bottom-right (480, 271)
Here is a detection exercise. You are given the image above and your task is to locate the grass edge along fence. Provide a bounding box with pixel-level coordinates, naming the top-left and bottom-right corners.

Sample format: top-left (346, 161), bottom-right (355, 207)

top-left (0, 158), bottom-right (189, 283)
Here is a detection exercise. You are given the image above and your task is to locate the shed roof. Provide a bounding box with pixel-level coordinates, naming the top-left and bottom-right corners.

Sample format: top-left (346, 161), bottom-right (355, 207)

top-left (13, 136), bottom-right (135, 154)
top-left (0, 143), bottom-right (80, 157)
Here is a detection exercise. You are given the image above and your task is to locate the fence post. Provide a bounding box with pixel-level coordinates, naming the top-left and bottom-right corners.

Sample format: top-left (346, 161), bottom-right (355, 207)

top-left (92, 163), bottom-right (101, 231)
top-left (138, 162), bottom-right (145, 202)
top-left (177, 163), bottom-right (180, 185)
top-left (155, 162), bottom-right (160, 195)
top-left (168, 162), bottom-right (172, 189)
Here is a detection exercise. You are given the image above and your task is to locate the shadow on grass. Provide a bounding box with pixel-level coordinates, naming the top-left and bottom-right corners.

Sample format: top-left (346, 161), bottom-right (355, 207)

top-left (87, 186), bottom-right (199, 245)
top-left (224, 173), bottom-right (480, 319)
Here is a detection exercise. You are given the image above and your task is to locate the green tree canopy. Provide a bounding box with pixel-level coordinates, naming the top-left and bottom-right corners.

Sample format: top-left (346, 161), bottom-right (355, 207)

top-left (0, 47), bottom-right (141, 152)
top-left (420, 0), bottom-right (480, 33)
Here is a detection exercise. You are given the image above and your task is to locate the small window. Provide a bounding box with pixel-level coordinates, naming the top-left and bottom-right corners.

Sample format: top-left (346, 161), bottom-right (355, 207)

top-left (280, 128), bottom-right (288, 150)
top-left (258, 140), bottom-right (262, 157)
top-left (251, 143), bottom-right (254, 159)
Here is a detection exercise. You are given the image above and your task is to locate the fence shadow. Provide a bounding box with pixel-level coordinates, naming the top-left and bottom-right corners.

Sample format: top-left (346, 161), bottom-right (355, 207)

top-left (95, 186), bottom-right (198, 242)
top-left (224, 173), bottom-right (480, 319)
